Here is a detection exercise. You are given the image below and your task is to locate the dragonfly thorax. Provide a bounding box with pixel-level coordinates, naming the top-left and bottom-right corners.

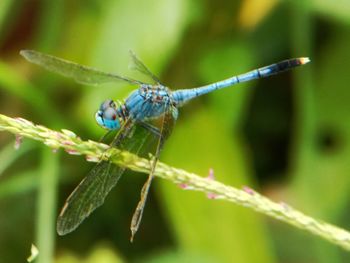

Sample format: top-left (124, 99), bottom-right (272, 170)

top-left (124, 84), bottom-right (175, 122)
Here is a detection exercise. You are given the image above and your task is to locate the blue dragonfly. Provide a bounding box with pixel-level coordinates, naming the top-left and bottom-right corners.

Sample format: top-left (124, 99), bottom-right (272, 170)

top-left (20, 50), bottom-right (309, 241)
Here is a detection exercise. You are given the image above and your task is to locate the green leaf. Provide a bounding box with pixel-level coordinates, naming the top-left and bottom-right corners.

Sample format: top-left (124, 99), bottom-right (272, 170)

top-left (161, 108), bottom-right (275, 263)
top-left (311, 0), bottom-right (350, 23)
top-left (0, 141), bottom-right (34, 177)
top-left (0, 170), bottom-right (38, 199)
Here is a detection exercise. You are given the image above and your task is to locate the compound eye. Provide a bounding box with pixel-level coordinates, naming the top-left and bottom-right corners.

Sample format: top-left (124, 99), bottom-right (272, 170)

top-left (109, 100), bottom-right (116, 108)
top-left (103, 107), bottom-right (118, 120)
top-left (100, 99), bottom-right (115, 111)
top-left (96, 110), bottom-right (103, 118)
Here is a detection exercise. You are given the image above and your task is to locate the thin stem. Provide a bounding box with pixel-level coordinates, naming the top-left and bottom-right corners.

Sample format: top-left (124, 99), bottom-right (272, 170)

top-left (0, 113), bottom-right (350, 251)
top-left (36, 148), bottom-right (58, 263)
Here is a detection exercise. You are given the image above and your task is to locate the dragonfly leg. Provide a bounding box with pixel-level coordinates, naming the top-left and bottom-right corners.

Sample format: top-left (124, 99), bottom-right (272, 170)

top-left (130, 135), bottom-right (163, 242)
top-left (130, 109), bottom-right (174, 242)
top-left (130, 171), bottom-right (155, 242)
top-left (98, 130), bottom-right (113, 142)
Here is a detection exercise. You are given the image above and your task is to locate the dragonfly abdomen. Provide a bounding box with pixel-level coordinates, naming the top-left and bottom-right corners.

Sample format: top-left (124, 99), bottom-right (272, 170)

top-left (172, 57), bottom-right (310, 106)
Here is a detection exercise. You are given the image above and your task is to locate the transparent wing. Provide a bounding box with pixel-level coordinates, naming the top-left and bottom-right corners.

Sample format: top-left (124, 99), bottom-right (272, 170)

top-left (130, 106), bottom-right (177, 241)
top-left (57, 122), bottom-right (157, 235)
top-left (57, 160), bottom-right (123, 235)
top-left (128, 50), bottom-right (162, 84)
top-left (20, 50), bottom-right (143, 85)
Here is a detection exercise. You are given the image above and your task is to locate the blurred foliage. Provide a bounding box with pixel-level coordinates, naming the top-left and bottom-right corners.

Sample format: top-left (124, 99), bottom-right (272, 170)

top-left (0, 0), bottom-right (350, 262)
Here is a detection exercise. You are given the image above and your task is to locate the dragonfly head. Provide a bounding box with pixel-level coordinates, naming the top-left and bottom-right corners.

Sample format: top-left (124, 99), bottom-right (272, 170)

top-left (95, 99), bottom-right (122, 130)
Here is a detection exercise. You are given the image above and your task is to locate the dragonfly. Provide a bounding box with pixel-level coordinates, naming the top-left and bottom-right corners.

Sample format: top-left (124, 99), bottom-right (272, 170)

top-left (20, 49), bottom-right (310, 241)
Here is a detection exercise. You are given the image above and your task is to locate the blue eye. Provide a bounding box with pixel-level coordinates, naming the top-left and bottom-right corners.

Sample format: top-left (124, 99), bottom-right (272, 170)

top-left (100, 99), bottom-right (115, 111)
top-left (103, 107), bottom-right (117, 120)
top-left (95, 100), bottom-right (121, 130)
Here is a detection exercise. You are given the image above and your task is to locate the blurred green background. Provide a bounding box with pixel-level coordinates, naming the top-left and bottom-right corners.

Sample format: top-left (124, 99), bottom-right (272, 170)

top-left (0, 0), bottom-right (350, 262)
